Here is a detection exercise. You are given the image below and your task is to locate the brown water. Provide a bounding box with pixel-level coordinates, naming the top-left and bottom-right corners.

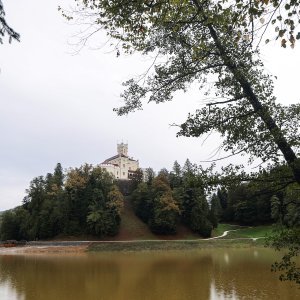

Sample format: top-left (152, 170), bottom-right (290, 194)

top-left (0, 248), bottom-right (299, 300)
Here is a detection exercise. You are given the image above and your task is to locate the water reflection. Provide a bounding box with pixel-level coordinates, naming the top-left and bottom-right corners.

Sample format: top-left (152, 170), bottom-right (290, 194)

top-left (223, 252), bottom-right (229, 264)
top-left (0, 248), bottom-right (299, 300)
top-left (0, 281), bottom-right (24, 300)
top-left (210, 281), bottom-right (238, 300)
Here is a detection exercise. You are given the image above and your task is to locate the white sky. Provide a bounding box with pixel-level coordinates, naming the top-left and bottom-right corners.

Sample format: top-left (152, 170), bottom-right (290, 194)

top-left (0, 0), bottom-right (299, 211)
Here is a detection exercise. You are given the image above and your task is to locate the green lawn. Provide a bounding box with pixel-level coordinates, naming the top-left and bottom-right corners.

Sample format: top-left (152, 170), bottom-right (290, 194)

top-left (222, 225), bottom-right (275, 239)
top-left (88, 224), bottom-right (273, 252)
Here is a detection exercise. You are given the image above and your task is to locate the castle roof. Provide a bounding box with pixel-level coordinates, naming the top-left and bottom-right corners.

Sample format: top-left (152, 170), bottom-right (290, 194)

top-left (102, 154), bottom-right (125, 164)
top-left (102, 153), bottom-right (137, 164)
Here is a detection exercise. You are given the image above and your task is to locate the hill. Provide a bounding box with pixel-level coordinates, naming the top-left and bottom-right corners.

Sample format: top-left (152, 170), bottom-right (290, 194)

top-left (105, 198), bottom-right (202, 241)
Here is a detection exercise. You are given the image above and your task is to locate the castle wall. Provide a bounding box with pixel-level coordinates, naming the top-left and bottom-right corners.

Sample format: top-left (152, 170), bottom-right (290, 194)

top-left (100, 144), bottom-right (139, 180)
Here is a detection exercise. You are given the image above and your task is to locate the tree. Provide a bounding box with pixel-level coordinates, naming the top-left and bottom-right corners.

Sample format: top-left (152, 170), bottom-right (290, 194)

top-left (131, 182), bottom-right (153, 223)
top-left (174, 161), bottom-right (213, 237)
top-left (131, 168), bottom-right (144, 187)
top-left (64, 0), bottom-right (300, 185)
top-left (217, 187), bottom-right (228, 211)
top-left (181, 186), bottom-right (212, 237)
top-left (0, 1), bottom-right (20, 44)
top-left (63, 0), bottom-right (300, 281)
top-left (0, 164), bottom-right (123, 240)
top-left (0, 211), bottom-right (19, 240)
top-left (267, 227), bottom-right (300, 285)
top-left (87, 185), bottom-right (123, 237)
top-left (265, 182), bottom-right (300, 285)
top-left (53, 163), bottom-right (64, 188)
top-left (169, 160), bottom-right (182, 188)
top-left (65, 164), bottom-right (123, 236)
top-left (144, 167), bottom-right (155, 185)
top-left (209, 194), bottom-right (222, 228)
top-left (149, 174), bottom-right (180, 234)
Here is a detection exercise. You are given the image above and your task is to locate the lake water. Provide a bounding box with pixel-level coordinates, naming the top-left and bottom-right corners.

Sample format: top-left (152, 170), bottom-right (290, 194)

top-left (0, 248), bottom-right (299, 300)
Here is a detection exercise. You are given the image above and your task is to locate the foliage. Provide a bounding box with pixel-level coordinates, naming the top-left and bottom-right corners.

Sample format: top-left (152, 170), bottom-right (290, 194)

top-left (232, 0), bottom-right (300, 48)
top-left (0, 1), bottom-right (20, 44)
top-left (131, 160), bottom-right (213, 237)
top-left (0, 210), bottom-right (21, 241)
top-left (266, 183), bottom-right (300, 284)
top-left (0, 163), bottom-right (124, 240)
top-left (169, 160), bottom-right (182, 188)
top-left (209, 194), bottom-right (222, 228)
top-left (131, 173), bottom-right (180, 234)
top-left (214, 180), bottom-right (276, 225)
top-left (62, 0), bottom-right (300, 186)
top-left (148, 174), bottom-right (180, 234)
top-left (144, 167), bottom-right (156, 185)
top-left (131, 182), bottom-right (152, 223)
top-left (266, 227), bottom-right (300, 285)
top-left (84, 173), bottom-right (124, 237)
top-left (62, 0), bottom-right (300, 273)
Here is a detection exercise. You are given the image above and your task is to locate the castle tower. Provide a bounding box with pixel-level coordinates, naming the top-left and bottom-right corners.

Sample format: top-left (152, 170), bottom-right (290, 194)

top-left (117, 142), bottom-right (128, 156)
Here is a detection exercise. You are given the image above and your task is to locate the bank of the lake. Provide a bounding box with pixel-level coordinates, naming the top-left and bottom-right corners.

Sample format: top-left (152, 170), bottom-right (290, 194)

top-left (88, 224), bottom-right (271, 252)
top-left (88, 238), bottom-right (265, 252)
top-left (0, 224), bottom-right (274, 254)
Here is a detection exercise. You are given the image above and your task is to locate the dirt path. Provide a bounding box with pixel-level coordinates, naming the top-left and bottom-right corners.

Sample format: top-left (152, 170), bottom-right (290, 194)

top-left (206, 229), bottom-right (238, 240)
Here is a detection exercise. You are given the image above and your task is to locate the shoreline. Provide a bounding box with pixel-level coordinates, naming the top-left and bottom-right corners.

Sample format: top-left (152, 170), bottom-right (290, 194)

top-left (0, 238), bottom-right (266, 255)
top-left (0, 225), bottom-right (271, 255)
top-left (0, 244), bottom-right (89, 255)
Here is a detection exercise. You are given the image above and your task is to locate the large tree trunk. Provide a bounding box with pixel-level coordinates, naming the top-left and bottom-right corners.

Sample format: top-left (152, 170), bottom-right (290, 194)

top-left (207, 24), bottom-right (300, 185)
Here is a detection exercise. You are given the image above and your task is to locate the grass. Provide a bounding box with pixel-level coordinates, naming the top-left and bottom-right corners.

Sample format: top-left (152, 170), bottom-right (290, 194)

top-left (116, 198), bottom-right (157, 240)
top-left (88, 238), bottom-right (265, 252)
top-left (211, 223), bottom-right (241, 237)
top-left (222, 225), bottom-right (275, 239)
top-left (88, 223), bottom-right (272, 252)
top-left (113, 198), bottom-right (202, 241)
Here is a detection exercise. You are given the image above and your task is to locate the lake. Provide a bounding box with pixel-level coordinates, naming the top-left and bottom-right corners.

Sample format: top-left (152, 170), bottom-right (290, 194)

top-left (0, 248), bottom-right (299, 299)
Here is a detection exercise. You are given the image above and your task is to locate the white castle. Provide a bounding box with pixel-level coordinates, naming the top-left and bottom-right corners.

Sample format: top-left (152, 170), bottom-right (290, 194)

top-left (99, 143), bottom-right (140, 180)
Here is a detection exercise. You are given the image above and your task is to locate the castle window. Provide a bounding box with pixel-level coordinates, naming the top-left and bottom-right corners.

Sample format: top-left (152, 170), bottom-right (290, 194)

top-left (123, 172), bottom-right (125, 176)
top-left (123, 164), bottom-right (125, 168)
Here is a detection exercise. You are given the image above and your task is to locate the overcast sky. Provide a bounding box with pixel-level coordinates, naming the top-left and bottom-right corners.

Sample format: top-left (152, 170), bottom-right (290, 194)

top-left (0, 1), bottom-right (299, 211)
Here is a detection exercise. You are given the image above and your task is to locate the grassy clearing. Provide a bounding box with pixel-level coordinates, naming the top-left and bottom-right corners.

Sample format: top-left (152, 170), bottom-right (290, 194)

top-left (114, 198), bottom-right (201, 241)
top-left (114, 198), bottom-right (157, 240)
top-left (88, 223), bottom-right (271, 252)
top-left (222, 225), bottom-right (275, 239)
top-left (88, 238), bottom-right (265, 252)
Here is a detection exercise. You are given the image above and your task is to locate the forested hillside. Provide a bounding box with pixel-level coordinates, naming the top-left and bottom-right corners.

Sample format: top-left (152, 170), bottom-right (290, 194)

top-left (0, 164), bottom-right (123, 240)
top-left (1, 160), bottom-right (298, 241)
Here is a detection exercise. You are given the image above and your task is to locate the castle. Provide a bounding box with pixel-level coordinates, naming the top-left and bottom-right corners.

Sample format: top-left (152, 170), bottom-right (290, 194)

top-left (99, 143), bottom-right (140, 180)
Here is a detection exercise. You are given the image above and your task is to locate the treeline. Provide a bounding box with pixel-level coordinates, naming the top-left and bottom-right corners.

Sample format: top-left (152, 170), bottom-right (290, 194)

top-left (0, 164), bottom-right (123, 240)
top-left (211, 165), bottom-right (300, 227)
top-left (212, 184), bottom-right (273, 226)
top-left (2, 160), bottom-right (298, 241)
top-left (130, 160), bottom-right (300, 236)
top-left (131, 160), bottom-right (215, 237)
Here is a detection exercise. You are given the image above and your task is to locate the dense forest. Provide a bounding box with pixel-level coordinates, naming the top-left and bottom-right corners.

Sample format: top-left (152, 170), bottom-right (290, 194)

top-left (0, 164), bottom-right (123, 240)
top-left (1, 160), bottom-right (299, 241)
